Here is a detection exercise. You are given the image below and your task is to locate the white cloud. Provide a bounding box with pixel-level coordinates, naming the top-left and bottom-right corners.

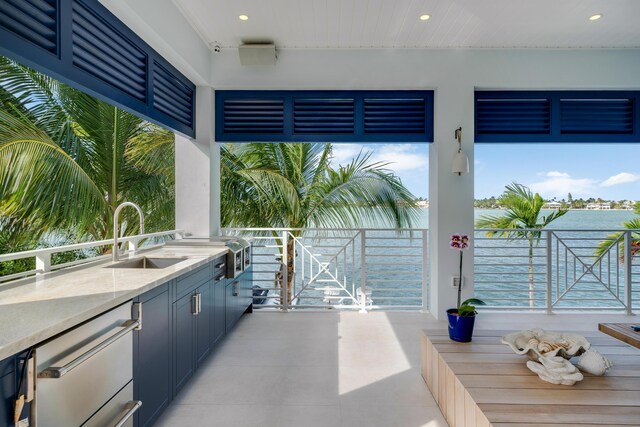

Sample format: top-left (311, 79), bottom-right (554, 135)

top-left (369, 144), bottom-right (428, 172)
top-left (330, 144), bottom-right (366, 165)
top-left (546, 171), bottom-right (570, 178)
top-left (529, 171), bottom-right (597, 199)
top-left (600, 172), bottom-right (640, 188)
top-left (331, 144), bottom-right (428, 172)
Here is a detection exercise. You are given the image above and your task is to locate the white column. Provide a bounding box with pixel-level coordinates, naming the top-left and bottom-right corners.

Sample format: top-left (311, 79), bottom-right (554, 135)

top-left (175, 86), bottom-right (221, 237)
top-left (428, 81), bottom-right (475, 319)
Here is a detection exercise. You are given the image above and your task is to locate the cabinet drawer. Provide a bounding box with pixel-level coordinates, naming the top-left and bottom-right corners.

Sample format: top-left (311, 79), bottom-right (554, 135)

top-left (176, 264), bottom-right (210, 299)
top-left (83, 381), bottom-right (137, 427)
top-left (35, 303), bottom-right (133, 427)
top-left (212, 255), bottom-right (227, 278)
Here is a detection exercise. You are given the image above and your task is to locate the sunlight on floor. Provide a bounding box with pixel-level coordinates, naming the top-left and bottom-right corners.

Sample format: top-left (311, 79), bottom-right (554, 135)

top-left (338, 311), bottom-right (413, 395)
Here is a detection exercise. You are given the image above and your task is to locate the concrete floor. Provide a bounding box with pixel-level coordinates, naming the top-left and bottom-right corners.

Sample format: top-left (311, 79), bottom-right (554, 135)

top-left (156, 310), bottom-right (635, 427)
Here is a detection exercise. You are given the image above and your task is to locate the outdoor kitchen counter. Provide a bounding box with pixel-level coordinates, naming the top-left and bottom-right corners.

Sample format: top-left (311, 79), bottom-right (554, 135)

top-left (0, 245), bottom-right (228, 360)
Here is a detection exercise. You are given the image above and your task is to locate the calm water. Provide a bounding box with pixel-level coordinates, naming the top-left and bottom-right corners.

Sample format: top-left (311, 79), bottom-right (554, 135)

top-left (415, 208), bottom-right (637, 230)
top-left (256, 209), bottom-right (639, 308)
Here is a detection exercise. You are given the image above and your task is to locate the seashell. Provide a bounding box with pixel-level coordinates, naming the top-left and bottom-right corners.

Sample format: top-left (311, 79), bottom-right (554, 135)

top-left (526, 355), bottom-right (584, 385)
top-left (501, 329), bottom-right (590, 362)
top-left (577, 349), bottom-right (613, 376)
top-left (537, 341), bottom-right (570, 354)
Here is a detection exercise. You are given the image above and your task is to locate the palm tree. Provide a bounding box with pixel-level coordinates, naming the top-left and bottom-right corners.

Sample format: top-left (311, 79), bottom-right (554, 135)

top-left (0, 57), bottom-right (174, 260)
top-left (475, 183), bottom-right (568, 307)
top-left (220, 143), bottom-right (419, 303)
top-left (596, 218), bottom-right (640, 262)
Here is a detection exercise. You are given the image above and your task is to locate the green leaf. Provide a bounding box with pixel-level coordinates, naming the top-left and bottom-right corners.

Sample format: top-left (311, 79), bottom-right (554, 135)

top-left (461, 298), bottom-right (486, 307)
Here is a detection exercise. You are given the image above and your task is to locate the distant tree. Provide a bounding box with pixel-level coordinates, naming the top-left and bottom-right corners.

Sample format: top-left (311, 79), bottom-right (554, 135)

top-left (475, 183), bottom-right (568, 307)
top-left (567, 193), bottom-right (573, 206)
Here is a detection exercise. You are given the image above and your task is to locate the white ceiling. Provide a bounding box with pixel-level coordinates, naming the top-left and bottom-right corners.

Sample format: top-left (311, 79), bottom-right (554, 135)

top-left (172, 0), bottom-right (640, 50)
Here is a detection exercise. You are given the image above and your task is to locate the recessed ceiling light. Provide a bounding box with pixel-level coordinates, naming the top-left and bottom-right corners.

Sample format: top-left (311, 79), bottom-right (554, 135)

top-left (239, 14), bottom-right (249, 21)
top-left (419, 14), bottom-right (431, 21)
top-left (589, 13), bottom-right (602, 21)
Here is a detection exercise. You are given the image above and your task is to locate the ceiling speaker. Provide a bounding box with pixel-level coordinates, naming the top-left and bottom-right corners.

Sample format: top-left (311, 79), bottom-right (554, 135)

top-left (238, 43), bottom-right (277, 66)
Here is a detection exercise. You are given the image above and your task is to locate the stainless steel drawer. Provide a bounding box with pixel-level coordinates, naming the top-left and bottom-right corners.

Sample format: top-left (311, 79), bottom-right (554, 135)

top-left (82, 381), bottom-right (140, 427)
top-left (35, 303), bottom-right (135, 427)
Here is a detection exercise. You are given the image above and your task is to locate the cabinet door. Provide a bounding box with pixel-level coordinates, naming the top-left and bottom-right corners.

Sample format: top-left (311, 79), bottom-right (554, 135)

top-left (225, 281), bottom-right (239, 333)
top-left (239, 266), bottom-right (254, 315)
top-left (210, 276), bottom-right (226, 347)
top-left (0, 371), bottom-right (15, 427)
top-left (173, 292), bottom-right (196, 396)
top-left (133, 283), bottom-right (171, 427)
top-left (194, 284), bottom-right (212, 367)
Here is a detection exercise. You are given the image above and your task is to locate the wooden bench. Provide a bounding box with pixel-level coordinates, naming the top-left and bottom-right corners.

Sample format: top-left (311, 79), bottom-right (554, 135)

top-left (599, 323), bottom-right (640, 349)
top-left (421, 328), bottom-right (640, 427)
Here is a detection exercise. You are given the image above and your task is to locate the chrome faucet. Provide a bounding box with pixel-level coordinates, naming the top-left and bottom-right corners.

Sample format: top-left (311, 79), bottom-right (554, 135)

top-left (113, 202), bottom-right (145, 262)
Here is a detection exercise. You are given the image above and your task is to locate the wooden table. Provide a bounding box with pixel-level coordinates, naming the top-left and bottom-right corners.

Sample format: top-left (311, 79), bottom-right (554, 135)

top-left (599, 323), bottom-right (640, 349)
top-left (421, 329), bottom-right (640, 427)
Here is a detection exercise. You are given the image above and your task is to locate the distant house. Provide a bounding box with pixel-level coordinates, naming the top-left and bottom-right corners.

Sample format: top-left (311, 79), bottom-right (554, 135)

top-left (622, 201), bottom-right (636, 210)
top-left (586, 203), bottom-right (611, 210)
top-left (416, 200), bottom-right (429, 208)
top-left (543, 202), bottom-right (562, 209)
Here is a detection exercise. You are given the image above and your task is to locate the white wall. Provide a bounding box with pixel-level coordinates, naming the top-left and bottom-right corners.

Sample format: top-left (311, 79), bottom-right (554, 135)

top-left (209, 48), bottom-right (640, 317)
top-left (175, 87), bottom-right (221, 237)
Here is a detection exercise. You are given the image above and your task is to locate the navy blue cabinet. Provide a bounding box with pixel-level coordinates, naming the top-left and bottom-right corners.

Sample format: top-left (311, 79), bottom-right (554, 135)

top-left (0, 370), bottom-right (15, 427)
top-left (0, 352), bottom-right (32, 427)
top-left (195, 282), bottom-right (212, 367)
top-left (133, 282), bottom-right (172, 427)
top-left (239, 264), bottom-right (254, 315)
top-left (173, 291), bottom-right (196, 396)
top-left (225, 279), bottom-right (239, 333)
top-left (211, 274), bottom-right (227, 347)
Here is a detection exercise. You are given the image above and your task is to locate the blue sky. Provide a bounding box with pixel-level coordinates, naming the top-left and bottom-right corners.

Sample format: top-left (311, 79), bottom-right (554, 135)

top-left (332, 143), bottom-right (640, 201)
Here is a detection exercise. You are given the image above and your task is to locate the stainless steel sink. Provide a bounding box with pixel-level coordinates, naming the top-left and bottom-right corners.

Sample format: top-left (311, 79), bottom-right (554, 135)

top-left (107, 257), bottom-right (188, 269)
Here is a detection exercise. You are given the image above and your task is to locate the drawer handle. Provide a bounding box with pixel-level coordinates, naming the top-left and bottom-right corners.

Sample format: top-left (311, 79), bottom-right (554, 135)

top-left (215, 275), bottom-right (225, 282)
top-left (233, 281), bottom-right (239, 297)
top-left (192, 293), bottom-right (199, 315)
top-left (114, 400), bottom-right (142, 427)
top-left (38, 319), bottom-right (139, 379)
top-left (215, 263), bottom-right (225, 269)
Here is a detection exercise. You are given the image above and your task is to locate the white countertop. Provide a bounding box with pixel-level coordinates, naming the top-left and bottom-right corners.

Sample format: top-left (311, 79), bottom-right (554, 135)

top-left (0, 245), bottom-right (228, 360)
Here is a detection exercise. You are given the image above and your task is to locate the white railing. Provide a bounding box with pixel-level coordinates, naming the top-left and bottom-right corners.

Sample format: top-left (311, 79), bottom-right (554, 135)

top-left (474, 228), bottom-right (640, 313)
top-left (0, 230), bottom-right (184, 283)
top-left (222, 228), bottom-right (428, 311)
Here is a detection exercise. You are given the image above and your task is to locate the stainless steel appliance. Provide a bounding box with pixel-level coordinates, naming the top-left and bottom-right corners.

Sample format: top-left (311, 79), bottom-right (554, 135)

top-left (164, 237), bottom-right (252, 279)
top-left (33, 302), bottom-right (141, 427)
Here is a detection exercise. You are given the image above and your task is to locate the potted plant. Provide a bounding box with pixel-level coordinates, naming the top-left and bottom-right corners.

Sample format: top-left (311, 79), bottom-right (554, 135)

top-left (446, 234), bottom-right (485, 342)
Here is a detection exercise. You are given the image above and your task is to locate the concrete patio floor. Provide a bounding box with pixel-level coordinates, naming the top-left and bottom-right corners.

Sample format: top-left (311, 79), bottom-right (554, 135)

top-left (156, 310), bottom-right (635, 427)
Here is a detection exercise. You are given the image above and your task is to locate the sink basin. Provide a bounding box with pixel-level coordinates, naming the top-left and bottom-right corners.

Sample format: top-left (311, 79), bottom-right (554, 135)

top-left (107, 257), bottom-right (188, 269)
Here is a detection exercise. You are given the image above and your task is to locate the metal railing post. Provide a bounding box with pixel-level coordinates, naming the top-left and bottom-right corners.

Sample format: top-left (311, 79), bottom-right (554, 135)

top-left (546, 231), bottom-right (553, 314)
top-left (282, 231), bottom-right (289, 312)
top-left (624, 231), bottom-right (632, 315)
top-left (359, 229), bottom-right (367, 313)
top-left (35, 253), bottom-right (51, 275)
top-left (421, 229), bottom-right (429, 312)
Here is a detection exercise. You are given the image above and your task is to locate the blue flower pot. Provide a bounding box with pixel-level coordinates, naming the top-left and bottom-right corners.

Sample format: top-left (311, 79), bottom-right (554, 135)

top-left (446, 309), bottom-right (476, 342)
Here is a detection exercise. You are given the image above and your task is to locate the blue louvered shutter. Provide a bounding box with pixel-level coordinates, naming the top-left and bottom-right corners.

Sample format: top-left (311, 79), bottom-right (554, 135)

top-left (560, 99), bottom-right (633, 135)
top-left (0, 0), bottom-right (196, 137)
top-left (364, 98), bottom-right (426, 134)
top-left (0, 0), bottom-right (58, 54)
top-left (223, 99), bottom-right (285, 134)
top-left (216, 91), bottom-right (434, 142)
top-left (293, 98), bottom-right (354, 134)
top-left (475, 91), bottom-right (639, 143)
top-left (152, 61), bottom-right (194, 129)
top-left (71, 0), bottom-right (147, 103)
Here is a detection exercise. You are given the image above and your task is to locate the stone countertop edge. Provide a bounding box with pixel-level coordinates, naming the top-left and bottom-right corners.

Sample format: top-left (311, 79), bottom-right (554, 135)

top-left (0, 246), bottom-right (229, 360)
